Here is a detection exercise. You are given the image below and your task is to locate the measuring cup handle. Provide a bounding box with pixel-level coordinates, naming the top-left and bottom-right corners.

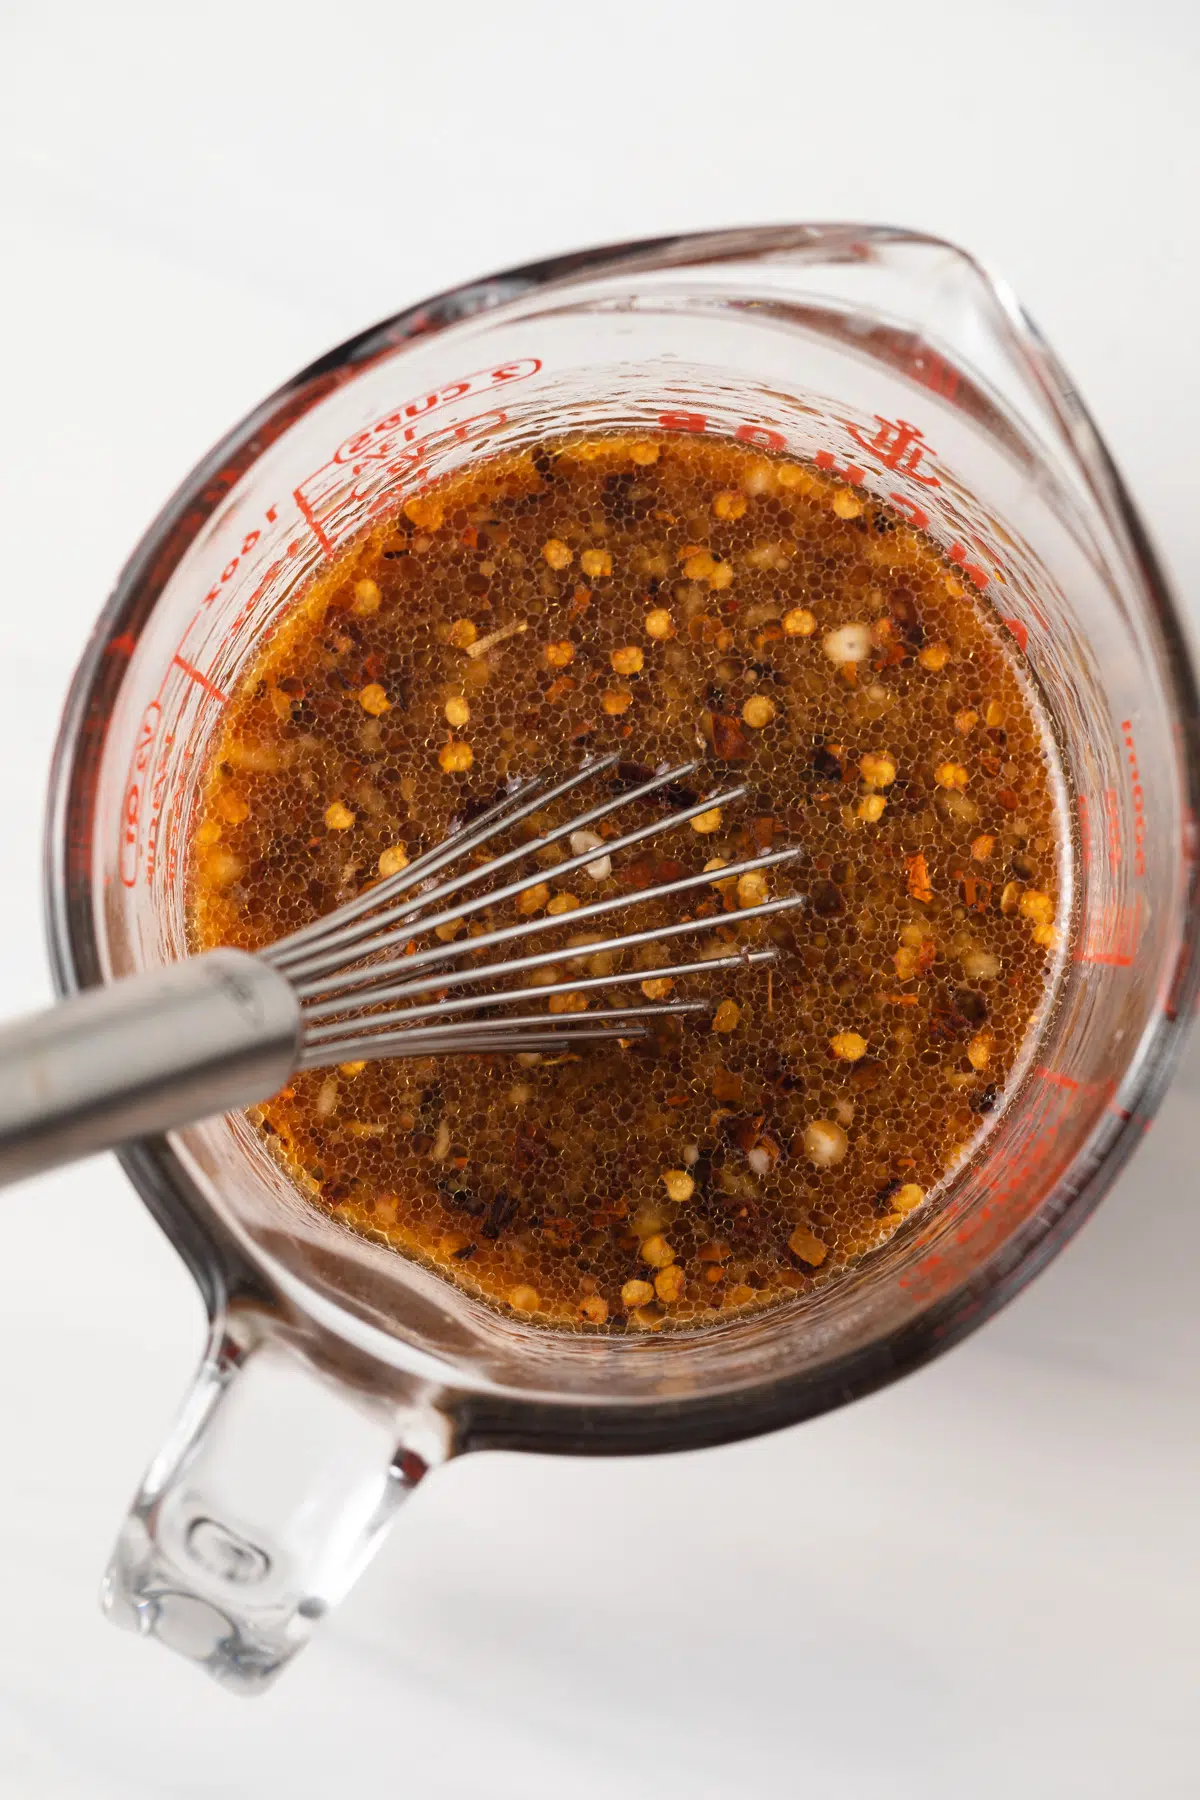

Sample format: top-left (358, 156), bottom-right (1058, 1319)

top-left (103, 1312), bottom-right (454, 1693)
top-left (0, 950), bottom-right (298, 1187)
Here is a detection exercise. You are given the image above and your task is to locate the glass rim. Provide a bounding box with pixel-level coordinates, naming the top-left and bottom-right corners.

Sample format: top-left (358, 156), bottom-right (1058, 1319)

top-left (43, 222), bottom-right (1200, 1454)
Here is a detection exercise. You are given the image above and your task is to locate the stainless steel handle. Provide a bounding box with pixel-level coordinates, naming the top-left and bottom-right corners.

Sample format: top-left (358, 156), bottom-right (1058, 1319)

top-left (0, 950), bottom-right (300, 1188)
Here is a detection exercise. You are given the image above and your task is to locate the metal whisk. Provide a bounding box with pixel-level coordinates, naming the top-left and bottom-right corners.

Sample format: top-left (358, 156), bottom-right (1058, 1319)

top-left (0, 755), bottom-right (805, 1188)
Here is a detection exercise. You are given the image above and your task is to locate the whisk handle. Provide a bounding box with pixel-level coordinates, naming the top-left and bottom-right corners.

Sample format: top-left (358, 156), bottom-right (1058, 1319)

top-left (0, 950), bottom-right (300, 1188)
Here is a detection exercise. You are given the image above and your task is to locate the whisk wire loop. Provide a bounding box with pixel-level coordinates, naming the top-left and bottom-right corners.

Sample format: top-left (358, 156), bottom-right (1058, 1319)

top-left (264, 758), bottom-right (805, 1065)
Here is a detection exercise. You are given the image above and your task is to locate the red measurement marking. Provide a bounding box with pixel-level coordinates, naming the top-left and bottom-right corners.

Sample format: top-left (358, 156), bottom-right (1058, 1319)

top-left (899, 1076), bottom-right (1079, 1302)
top-left (172, 654), bottom-right (226, 704)
top-left (658, 410), bottom-right (708, 434)
top-left (1078, 792), bottom-right (1092, 868)
top-left (947, 542), bottom-right (989, 591)
top-left (1105, 1076), bottom-right (1151, 1130)
top-left (107, 631), bottom-right (136, 658)
top-left (345, 409), bottom-right (509, 511)
top-left (294, 484), bottom-right (335, 556)
top-left (118, 496), bottom-right (301, 887)
top-left (331, 360), bottom-right (540, 469)
top-left (118, 781), bottom-right (141, 890)
top-left (735, 423), bottom-right (785, 452)
top-left (287, 362), bottom-right (543, 567)
top-left (637, 403), bottom-right (1009, 612)
top-left (211, 535), bottom-right (312, 665)
top-left (143, 737), bottom-right (174, 884)
top-left (845, 416), bottom-right (941, 486)
top-left (814, 449), bottom-right (866, 485)
top-left (163, 754), bottom-right (195, 889)
top-left (133, 706), bottom-right (158, 771)
top-left (653, 416), bottom-right (787, 450)
top-left (1037, 1065), bottom-right (1080, 1093)
top-left (1099, 786), bottom-right (1121, 868)
top-left (1120, 719), bottom-right (1146, 876)
top-left (119, 700), bottom-right (163, 886)
top-left (1074, 896), bottom-right (1143, 967)
top-left (1001, 616), bottom-right (1028, 651)
top-left (201, 525), bottom-right (274, 608)
top-left (888, 492), bottom-right (930, 530)
top-left (648, 410), bottom-right (998, 602)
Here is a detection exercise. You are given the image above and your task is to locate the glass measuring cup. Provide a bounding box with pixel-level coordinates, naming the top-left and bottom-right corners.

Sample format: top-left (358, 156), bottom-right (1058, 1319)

top-left (46, 224), bottom-right (1200, 1692)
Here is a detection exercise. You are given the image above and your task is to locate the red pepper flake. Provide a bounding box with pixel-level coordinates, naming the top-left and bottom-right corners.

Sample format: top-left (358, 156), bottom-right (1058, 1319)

top-left (622, 853), bottom-right (689, 891)
top-left (956, 870), bottom-right (993, 912)
top-left (697, 1240), bottom-right (731, 1263)
top-left (711, 713), bottom-right (752, 761)
top-left (996, 787), bottom-right (1020, 810)
top-left (728, 1112), bottom-right (767, 1152)
top-left (929, 1008), bottom-right (971, 1043)
top-left (460, 526), bottom-right (479, 548)
top-left (545, 676), bottom-right (576, 703)
top-left (622, 854), bottom-right (656, 892)
top-left (882, 993), bottom-right (920, 1006)
top-left (906, 853), bottom-right (934, 902)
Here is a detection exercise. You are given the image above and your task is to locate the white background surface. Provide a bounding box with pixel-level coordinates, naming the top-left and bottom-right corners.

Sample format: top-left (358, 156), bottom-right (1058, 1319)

top-left (1, 1), bottom-right (1198, 1794)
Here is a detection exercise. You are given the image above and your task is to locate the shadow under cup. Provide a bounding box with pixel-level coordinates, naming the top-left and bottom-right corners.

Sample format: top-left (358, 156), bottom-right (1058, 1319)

top-left (46, 226), bottom-right (1200, 1687)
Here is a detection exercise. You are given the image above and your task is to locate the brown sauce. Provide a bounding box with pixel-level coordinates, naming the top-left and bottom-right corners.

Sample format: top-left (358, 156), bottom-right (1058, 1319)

top-left (190, 432), bottom-right (1066, 1333)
